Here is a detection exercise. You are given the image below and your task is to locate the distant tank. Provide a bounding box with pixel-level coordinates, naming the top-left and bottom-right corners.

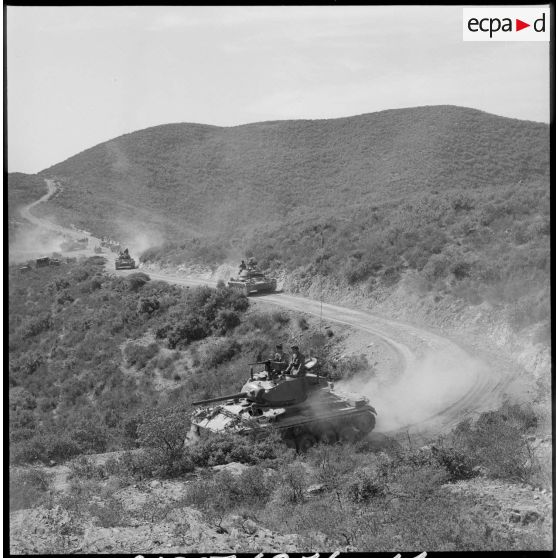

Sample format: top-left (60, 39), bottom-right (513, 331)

top-left (115, 249), bottom-right (136, 270)
top-left (189, 358), bottom-right (377, 451)
top-left (36, 257), bottom-right (51, 268)
top-left (36, 257), bottom-right (61, 268)
top-left (227, 261), bottom-right (277, 296)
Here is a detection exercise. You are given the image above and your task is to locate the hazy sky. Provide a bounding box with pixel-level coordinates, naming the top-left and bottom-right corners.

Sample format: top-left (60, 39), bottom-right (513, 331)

top-left (7, 6), bottom-right (550, 173)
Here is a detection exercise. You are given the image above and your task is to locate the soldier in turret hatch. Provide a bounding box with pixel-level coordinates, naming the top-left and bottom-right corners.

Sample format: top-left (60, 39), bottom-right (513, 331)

top-left (239, 260), bottom-right (247, 272)
top-left (123, 248), bottom-right (129, 257)
top-left (270, 343), bottom-right (288, 375)
top-left (286, 345), bottom-right (306, 377)
top-left (273, 343), bottom-right (288, 364)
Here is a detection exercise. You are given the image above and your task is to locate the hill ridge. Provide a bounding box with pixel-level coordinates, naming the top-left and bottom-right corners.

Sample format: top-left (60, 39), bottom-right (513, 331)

top-left (39, 104), bottom-right (547, 176)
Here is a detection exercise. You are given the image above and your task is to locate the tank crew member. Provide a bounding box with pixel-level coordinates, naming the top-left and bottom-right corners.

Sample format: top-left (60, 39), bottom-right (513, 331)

top-left (123, 248), bottom-right (129, 257)
top-left (270, 343), bottom-right (288, 375)
top-left (239, 260), bottom-right (247, 271)
top-left (248, 257), bottom-right (257, 269)
top-left (286, 345), bottom-right (306, 376)
top-left (273, 343), bottom-right (288, 364)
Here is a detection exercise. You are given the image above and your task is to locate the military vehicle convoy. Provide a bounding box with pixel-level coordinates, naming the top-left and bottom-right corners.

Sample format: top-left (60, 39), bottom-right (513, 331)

top-left (227, 258), bottom-right (276, 296)
top-left (115, 249), bottom-right (136, 270)
top-left (189, 358), bottom-right (377, 451)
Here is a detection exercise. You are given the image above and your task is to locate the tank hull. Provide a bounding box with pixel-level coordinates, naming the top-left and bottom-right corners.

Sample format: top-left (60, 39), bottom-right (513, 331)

top-left (115, 257), bottom-right (136, 270)
top-left (227, 278), bottom-right (277, 296)
top-left (190, 383), bottom-right (377, 450)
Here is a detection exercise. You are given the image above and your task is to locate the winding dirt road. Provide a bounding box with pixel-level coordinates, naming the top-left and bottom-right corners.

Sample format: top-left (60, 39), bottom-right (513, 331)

top-left (13, 179), bottom-right (517, 440)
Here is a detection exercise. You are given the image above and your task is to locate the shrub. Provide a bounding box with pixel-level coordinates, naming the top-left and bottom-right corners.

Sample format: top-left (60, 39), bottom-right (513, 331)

top-left (68, 456), bottom-right (107, 480)
top-left (88, 497), bottom-right (127, 528)
top-left (137, 296), bottom-right (160, 314)
top-left (346, 467), bottom-right (385, 503)
top-left (70, 421), bottom-right (109, 454)
top-left (431, 445), bottom-right (478, 481)
top-left (187, 432), bottom-right (284, 467)
top-left (20, 313), bottom-right (53, 338)
top-left (213, 309), bottom-right (241, 335)
top-left (123, 342), bottom-right (160, 369)
top-left (236, 465), bottom-right (276, 506)
top-left (452, 409), bottom-right (535, 482)
top-left (137, 408), bottom-right (192, 477)
top-left (275, 462), bottom-right (308, 504)
top-left (184, 470), bottom-right (237, 530)
top-left (166, 315), bottom-right (211, 348)
top-left (203, 339), bottom-right (241, 368)
top-left (127, 272), bottom-right (151, 291)
top-left (10, 438), bottom-right (47, 465)
top-left (9, 468), bottom-right (52, 511)
top-left (43, 434), bottom-right (82, 463)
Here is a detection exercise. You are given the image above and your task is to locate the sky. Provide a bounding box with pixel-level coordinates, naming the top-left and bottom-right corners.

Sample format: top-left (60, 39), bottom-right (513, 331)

top-left (7, 5), bottom-right (551, 174)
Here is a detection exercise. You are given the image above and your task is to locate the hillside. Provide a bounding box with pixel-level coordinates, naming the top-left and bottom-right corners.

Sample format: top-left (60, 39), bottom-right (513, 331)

top-left (9, 105), bottom-right (550, 338)
top-left (9, 259), bottom-right (553, 553)
top-left (36, 105), bottom-right (549, 240)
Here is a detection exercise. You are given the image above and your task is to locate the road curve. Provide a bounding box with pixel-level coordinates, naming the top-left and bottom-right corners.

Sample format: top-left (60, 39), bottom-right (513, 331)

top-left (15, 179), bottom-right (514, 439)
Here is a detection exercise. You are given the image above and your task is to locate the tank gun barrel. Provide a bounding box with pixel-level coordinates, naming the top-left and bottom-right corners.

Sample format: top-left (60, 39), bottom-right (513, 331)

top-left (192, 392), bottom-right (247, 406)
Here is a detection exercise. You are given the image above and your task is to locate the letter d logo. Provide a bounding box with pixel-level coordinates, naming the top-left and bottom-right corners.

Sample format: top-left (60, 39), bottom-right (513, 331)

top-left (534, 13), bottom-right (545, 32)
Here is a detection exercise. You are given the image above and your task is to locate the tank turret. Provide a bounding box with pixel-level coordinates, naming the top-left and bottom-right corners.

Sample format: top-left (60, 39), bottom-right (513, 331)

top-left (189, 357), bottom-right (377, 452)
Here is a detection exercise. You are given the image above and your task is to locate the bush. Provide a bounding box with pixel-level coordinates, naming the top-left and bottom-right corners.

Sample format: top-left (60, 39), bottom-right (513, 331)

top-left (70, 422), bottom-right (109, 454)
top-left (137, 409), bottom-right (192, 477)
top-left (88, 497), bottom-right (127, 528)
top-left (20, 313), bottom-right (53, 338)
top-left (345, 467), bottom-right (385, 503)
top-left (123, 342), bottom-right (160, 369)
top-left (213, 309), bottom-right (241, 335)
top-left (452, 409), bottom-right (535, 482)
top-left (68, 456), bottom-right (107, 480)
top-left (431, 446), bottom-right (478, 481)
top-left (275, 462), bottom-right (308, 504)
top-left (166, 315), bottom-right (211, 348)
top-left (184, 471), bottom-right (237, 530)
top-left (203, 339), bottom-right (241, 368)
top-left (43, 434), bottom-right (82, 463)
top-left (137, 296), bottom-right (160, 314)
top-left (188, 432), bottom-right (284, 467)
top-left (9, 468), bottom-right (52, 511)
top-left (126, 272), bottom-right (151, 291)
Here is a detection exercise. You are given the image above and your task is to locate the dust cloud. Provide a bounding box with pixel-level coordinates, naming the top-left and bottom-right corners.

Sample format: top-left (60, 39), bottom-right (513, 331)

top-left (8, 224), bottom-right (66, 263)
top-left (115, 222), bottom-right (164, 260)
top-left (338, 346), bottom-right (490, 433)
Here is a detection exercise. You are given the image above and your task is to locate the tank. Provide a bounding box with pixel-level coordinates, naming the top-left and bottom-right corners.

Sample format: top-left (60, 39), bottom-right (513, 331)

top-left (189, 358), bottom-right (377, 451)
top-left (115, 250), bottom-right (136, 270)
top-left (36, 257), bottom-right (51, 268)
top-left (227, 265), bottom-right (277, 296)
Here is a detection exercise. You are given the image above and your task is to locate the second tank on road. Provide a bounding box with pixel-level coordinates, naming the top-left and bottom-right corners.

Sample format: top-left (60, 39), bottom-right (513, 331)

top-left (115, 248), bottom-right (136, 270)
top-left (228, 257), bottom-right (276, 295)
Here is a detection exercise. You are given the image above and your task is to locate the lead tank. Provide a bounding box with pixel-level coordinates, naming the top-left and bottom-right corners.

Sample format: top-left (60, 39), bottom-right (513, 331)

top-left (189, 358), bottom-right (377, 451)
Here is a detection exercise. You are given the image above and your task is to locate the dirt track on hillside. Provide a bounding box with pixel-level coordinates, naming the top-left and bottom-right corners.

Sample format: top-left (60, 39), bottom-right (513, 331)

top-left (13, 179), bottom-right (519, 441)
